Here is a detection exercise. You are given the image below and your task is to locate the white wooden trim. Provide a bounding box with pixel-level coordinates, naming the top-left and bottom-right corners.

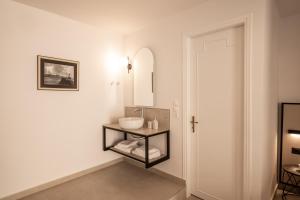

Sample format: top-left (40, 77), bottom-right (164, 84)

top-left (270, 184), bottom-right (278, 200)
top-left (182, 14), bottom-right (254, 200)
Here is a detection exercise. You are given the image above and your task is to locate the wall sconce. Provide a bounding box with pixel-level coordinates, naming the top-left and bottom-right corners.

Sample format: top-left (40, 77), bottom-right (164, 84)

top-left (288, 130), bottom-right (300, 134)
top-left (126, 57), bottom-right (132, 73)
top-left (292, 147), bottom-right (300, 154)
top-left (291, 147), bottom-right (300, 167)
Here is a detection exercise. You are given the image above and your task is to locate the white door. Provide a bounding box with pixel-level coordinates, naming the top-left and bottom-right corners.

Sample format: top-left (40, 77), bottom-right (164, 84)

top-left (190, 26), bottom-right (244, 200)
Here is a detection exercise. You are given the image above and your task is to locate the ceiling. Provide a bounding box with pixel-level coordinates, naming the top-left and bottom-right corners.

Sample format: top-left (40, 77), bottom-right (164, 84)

top-left (13, 0), bottom-right (206, 34)
top-left (277, 0), bottom-right (300, 17)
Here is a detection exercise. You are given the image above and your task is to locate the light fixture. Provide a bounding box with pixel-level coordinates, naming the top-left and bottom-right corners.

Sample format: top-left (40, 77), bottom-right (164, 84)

top-left (291, 147), bottom-right (300, 167)
top-left (288, 129), bottom-right (300, 134)
top-left (126, 56), bottom-right (132, 73)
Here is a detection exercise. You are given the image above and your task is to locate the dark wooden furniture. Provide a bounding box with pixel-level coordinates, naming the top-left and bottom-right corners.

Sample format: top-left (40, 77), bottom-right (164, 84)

top-left (282, 165), bottom-right (300, 199)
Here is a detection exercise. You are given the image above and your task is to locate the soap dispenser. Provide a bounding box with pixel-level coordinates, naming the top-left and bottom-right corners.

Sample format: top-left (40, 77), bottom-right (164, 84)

top-left (153, 116), bottom-right (159, 130)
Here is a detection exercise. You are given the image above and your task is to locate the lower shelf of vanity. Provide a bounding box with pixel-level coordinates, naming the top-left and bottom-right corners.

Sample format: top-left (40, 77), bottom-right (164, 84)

top-left (109, 147), bottom-right (167, 164)
top-left (103, 124), bottom-right (170, 168)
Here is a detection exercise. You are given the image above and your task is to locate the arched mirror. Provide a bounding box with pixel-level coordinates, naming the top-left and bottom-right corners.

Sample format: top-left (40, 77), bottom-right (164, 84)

top-left (133, 48), bottom-right (154, 106)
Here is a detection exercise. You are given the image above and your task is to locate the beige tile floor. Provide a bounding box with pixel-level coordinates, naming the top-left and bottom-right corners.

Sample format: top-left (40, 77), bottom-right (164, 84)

top-left (21, 161), bottom-right (300, 200)
top-left (19, 161), bottom-right (185, 200)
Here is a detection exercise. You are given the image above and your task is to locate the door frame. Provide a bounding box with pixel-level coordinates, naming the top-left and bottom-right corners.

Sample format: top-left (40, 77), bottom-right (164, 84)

top-left (182, 14), bottom-right (253, 200)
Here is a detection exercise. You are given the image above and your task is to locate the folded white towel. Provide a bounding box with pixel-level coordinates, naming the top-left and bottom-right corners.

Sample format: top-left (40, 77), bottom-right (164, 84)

top-left (134, 145), bottom-right (160, 155)
top-left (132, 149), bottom-right (161, 159)
top-left (115, 140), bottom-right (138, 149)
top-left (114, 144), bottom-right (137, 154)
top-left (132, 145), bottom-right (161, 159)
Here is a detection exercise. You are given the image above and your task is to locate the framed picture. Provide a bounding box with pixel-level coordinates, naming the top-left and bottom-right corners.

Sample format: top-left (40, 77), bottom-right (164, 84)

top-left (37, 55), bottom-right (79, 91)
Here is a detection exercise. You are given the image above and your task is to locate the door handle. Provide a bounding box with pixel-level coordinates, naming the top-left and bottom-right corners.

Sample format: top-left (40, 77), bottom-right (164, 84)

top-left (190, 116), bottom-right (198, 133)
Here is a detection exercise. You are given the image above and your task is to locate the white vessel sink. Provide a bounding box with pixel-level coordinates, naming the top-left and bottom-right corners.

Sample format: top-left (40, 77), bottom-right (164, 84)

top-left (118, 117), bottom-right (144, 130)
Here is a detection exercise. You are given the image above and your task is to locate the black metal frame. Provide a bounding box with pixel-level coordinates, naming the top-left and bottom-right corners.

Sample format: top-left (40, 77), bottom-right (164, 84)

top-left (282, 168), bottom-right (300, 199)
top-left (279, 103), bottom-right (300, 185)
top-left (102, 125), bottom-right (170, 168)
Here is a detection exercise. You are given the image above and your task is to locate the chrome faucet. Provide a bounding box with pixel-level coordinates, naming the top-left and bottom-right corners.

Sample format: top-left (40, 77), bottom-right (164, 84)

top-left (134, 107), bottom-right (144, 118)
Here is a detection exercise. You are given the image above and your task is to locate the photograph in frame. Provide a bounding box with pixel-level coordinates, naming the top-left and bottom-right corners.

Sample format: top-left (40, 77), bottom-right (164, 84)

top-left (37, 55), bottom-right (79, 91)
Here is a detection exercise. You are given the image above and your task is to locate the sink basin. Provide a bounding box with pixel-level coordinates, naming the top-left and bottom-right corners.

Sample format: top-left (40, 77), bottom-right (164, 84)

top-left (118, 117), bottom-right (144, 130)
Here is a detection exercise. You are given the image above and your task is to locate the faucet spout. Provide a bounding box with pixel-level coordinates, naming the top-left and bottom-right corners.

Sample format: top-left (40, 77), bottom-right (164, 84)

top-left (134, 107), bottom-right (144, 118)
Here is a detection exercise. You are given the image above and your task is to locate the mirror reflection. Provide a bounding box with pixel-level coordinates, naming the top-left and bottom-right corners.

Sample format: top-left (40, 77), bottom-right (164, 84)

top-left (133, 48), bottom-right (154, 106)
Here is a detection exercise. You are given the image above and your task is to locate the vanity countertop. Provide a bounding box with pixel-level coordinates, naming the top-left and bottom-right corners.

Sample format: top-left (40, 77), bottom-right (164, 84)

top-left (103, 123), bottom-right (169, 137)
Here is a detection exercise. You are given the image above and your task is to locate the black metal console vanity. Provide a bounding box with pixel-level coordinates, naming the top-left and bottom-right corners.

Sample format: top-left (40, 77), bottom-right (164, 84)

top-left (103, 124), bottom-right (170, 168)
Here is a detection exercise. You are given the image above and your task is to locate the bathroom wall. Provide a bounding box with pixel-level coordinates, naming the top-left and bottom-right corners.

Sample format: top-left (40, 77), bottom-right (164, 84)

top-left (260, 0), bottom-right (280, 199)
top-left (125, 0), bottom-right (279, 199)
top-left (0, 0), bottom-right (125, 198)
top-left (278, 13), bottom-right (300, 102)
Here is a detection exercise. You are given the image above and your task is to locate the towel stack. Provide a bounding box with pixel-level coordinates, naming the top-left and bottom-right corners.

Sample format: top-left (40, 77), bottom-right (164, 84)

top-left (132, 145), bottom-right (161, 160)
top-left (114, 140), bottom-right (161, 160)
top-left (114, 140), bottom-right (138, 153)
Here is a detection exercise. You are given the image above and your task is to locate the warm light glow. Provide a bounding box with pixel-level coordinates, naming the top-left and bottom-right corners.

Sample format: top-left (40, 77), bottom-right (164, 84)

top-left (290, 134), bottom-right (300, 139)
top-left (121, 56), bottom-right (129, 67)
top-left (133, 59), bottom-right (138, 69)
top-left (106, 51), bottom-right (121, 73)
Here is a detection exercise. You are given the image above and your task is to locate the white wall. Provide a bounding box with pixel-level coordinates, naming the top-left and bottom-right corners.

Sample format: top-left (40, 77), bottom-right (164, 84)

top-left (278, 13), bottom-right (300, 102)
top-left (125, 0), bottom-right (278, 199)
top-left (260, 0), bottom-right (280, 199)
top-left (0, 0), bottom-right (281, 199)
top-left (0, 0), bottom-right (125, 198)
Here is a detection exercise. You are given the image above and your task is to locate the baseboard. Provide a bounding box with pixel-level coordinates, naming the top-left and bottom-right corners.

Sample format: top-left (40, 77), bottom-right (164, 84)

top-left (271, 183), bottom-right (278, 200)
top-left (123, 157), bottom-right (186, 185)
top-left (0, 158), bottom-right (123, 200)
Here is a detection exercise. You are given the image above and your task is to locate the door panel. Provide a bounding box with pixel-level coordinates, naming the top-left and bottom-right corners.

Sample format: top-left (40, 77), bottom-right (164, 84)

top-left (190, 26), bottom-right (244, 200)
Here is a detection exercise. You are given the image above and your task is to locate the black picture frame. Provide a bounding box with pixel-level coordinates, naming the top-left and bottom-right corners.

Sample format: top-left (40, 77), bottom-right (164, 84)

top-left (37, 55), bottom-right (79, 91)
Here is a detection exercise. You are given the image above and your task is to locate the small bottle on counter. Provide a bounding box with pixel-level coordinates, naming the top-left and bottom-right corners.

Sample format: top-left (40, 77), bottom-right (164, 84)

top-left (153, 116), bottom-right (159, 130)
top-left (147, 121), bottom-right (153, 129)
